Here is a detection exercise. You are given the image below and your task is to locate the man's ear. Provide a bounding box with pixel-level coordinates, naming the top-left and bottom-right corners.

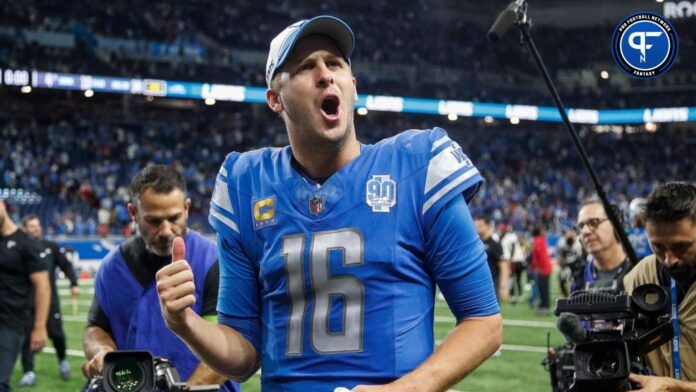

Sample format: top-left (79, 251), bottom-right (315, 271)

top-left (127, 203), bottom-right (137, 220)
top-left (267, 88), bottom-right (283, 113)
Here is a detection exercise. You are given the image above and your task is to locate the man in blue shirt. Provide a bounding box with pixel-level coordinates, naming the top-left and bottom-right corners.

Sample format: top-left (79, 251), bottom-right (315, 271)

top-left (156, 16), bottom-right (502, 391)
top-left (628, 197), bottom-right (653, 259)
top-left (82, 164), bottom-right (238, 391)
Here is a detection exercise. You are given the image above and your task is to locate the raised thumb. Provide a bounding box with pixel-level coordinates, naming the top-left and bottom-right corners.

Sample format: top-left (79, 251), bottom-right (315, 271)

top-left (171, 236), bottom-right (186, 263)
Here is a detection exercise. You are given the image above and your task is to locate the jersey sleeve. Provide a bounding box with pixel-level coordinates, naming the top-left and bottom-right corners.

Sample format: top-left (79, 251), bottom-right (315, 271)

top-left (208, 152), bottom-right (242, 239)
top-left (426, 194), bottom-right (500, 321)
top-left (23, 236), bottom-right (49, 274)
top-left (421, 128), bottom-right (483, 225)
top-left (216, 233), bottom-right (261, 355)
top-left (216, 233), bottom-right (259, 317)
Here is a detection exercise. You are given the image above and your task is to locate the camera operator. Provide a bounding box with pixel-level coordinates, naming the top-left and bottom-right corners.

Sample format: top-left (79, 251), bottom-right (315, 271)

top-left (573, 198), bottom-right (632, 292)
top-left (624, 182), bottom-right (696, 390)
top-left (82, 165), bottom-right (239, 391)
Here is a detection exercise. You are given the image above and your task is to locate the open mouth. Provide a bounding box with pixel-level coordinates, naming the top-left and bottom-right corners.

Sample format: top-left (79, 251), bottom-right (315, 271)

top-left (320, 95), bottom-right (340, 120)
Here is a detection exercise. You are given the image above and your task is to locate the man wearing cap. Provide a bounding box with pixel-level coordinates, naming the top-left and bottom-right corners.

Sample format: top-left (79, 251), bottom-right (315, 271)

top-left (156, 16), bottom-right (502, 392)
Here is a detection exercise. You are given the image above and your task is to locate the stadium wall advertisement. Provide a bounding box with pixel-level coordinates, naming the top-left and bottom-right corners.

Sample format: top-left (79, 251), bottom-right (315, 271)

top-left (2, 68), bottom-right (695, 125)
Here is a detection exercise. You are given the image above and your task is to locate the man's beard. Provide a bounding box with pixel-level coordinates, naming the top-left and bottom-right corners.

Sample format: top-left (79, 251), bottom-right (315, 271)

top-left (284, 95), bottom-right (355, 150)
top-left (146, 237), bottom-right (174, 257)
top-left (135, 225), bottom-right (187, 257)
top-left (667, 262), bottom-right (696, 282)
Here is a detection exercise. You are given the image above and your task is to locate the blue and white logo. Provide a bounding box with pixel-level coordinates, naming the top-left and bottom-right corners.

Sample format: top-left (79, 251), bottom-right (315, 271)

top-left (366, 175), bottom-right (396, 213)
top-left (612, 13), bottom-right (678, 78)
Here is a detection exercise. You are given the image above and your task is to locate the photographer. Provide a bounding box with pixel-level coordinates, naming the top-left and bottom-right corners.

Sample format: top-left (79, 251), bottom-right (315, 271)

top-left (82, 165), bottom-right (239, 391)
top-left (573, 198), bottom-right (632, 292)
top-left (624, 182), bottom-right (696, 390)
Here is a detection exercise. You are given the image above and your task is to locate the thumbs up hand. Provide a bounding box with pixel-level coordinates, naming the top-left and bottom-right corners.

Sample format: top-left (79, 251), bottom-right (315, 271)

top-left (156, 236), bottom-right (197, 333)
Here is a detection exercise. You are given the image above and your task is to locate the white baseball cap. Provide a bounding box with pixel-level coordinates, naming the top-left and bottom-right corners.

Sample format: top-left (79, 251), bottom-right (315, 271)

top-left (265, 15), bottom-right (355, 87)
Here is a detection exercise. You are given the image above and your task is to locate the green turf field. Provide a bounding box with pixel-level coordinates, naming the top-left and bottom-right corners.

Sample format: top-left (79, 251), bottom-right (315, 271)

top-left (12, 277), bottom-right (566, 391)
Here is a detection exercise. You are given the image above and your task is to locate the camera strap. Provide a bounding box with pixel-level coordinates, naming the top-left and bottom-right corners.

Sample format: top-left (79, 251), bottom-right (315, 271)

top-left (671, 278), bottom-right (682, 380)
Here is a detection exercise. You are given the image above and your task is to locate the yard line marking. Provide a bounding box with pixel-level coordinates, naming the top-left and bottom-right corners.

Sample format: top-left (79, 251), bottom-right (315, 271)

top-left (435, 340), bottom-right (547, 353)
top-left (434, 315), bottom-right (555, 328)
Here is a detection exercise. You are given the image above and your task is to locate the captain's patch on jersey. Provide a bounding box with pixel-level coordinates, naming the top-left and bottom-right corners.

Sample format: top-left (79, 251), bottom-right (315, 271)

top-left (366, 174), bottom-right (397, 213)
top-left (252, 196), bottom-right (277, 230)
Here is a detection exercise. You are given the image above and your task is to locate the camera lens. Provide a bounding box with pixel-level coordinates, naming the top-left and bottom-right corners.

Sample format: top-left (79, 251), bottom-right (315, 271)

top-left (108, 358), bottom-right (146, 392)
top-left (587, 352), bottom-right (620, 378)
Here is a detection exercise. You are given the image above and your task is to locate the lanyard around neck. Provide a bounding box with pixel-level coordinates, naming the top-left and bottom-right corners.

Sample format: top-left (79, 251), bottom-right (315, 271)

top-left (671, 278), bottom-right (682, 380)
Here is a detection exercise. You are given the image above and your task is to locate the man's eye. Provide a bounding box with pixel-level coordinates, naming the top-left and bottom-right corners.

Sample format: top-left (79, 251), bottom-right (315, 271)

top-left (673, 245), bottom-right (690, 254)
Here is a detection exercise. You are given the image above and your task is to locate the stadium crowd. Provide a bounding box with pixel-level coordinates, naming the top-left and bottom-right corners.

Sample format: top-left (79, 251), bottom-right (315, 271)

top-left (2, 100), bottom-right (693, 236)
top-left (1, 0), bottom-right (694, 235)
top-left (1, 0), bottom-right (695, 108)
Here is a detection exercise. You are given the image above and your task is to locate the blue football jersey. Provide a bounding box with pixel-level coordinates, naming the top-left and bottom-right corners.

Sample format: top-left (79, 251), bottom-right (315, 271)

top-left (628, 227), bottom-right (652, 259)
top-left (209, 128), bottom-right (499, 390)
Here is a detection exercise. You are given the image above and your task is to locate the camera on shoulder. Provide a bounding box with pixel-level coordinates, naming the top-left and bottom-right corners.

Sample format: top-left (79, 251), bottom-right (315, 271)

top-left (544, 284), bottom-right (673, 392)
top-left (87, 351), bottom-right (220, 392)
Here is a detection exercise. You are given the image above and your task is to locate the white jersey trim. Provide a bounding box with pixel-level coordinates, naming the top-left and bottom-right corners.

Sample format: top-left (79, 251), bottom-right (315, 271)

top-left (212, 177), bottom-right (234, 215)
top-left (431, 135), bottom-right (449, 152)
top-left (425, 142), bottom-right (473, 193)
top-left (422, 168), bottom-right (479, 215)
top-left (210, 209), bottom-right (240, 233)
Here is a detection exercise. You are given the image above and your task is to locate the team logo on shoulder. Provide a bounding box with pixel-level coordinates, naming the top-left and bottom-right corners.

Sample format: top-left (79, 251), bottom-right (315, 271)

top-left (309, 194), bottom-right (324, 216)
top-left (366, 175), bottom-right (397, 213)
top-left (40, 247), bottom-right (52, 258)
top-left (611, 12), bottom-right (678, 78)
top-left (252, 196), bottom-right (277, 230)
top-left (6, 240), bottom-right (16, 250)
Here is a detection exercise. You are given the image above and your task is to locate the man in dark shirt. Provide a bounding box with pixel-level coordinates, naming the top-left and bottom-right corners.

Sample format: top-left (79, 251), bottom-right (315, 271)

top-left (81, 165), bottom-right (238, 391)
top-left (18, 214), bottom-right (79, 386)
top-left (0, 199), bottom-right (50, 392)
top-left (475, 216), bottom-right (505, 301)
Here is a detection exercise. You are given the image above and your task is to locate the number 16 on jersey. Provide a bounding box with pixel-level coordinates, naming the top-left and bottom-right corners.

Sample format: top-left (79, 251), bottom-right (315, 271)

top-left (281, 229), bottom-right (365, 355)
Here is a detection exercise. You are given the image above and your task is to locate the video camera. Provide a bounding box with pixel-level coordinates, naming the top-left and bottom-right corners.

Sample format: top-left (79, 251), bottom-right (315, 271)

top-left (545, 284), bottom-right (673, 392)
top-left (87, 351), bottom-right (220, 392)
